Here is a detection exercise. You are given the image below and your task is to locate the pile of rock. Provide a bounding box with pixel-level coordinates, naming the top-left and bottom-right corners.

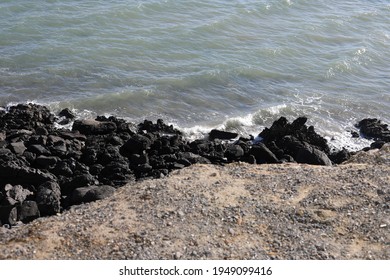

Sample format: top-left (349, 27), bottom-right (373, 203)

top-left (0, 103), bottom-right (389, 226)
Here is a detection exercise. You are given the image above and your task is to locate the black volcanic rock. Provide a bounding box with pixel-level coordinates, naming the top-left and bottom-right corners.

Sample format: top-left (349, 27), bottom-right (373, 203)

top-left (73, 119), bottom-right (117, 135)
top-left (209, 129), bottom-right (238, 141)
top-left (356, 118), bottom-right (390, 142)
top-left (249, 143), bottom-right (280, 164)
top-left (138, 119), bottom-right (181, 135)
top-left (58, 108), bottom-right (76, 120)
top-left (0, 103), bottom-right (387, 225)
top-left (121, 134), bottom-right (152, 156)
top-left (36, 181), bottom-right (61, 216)
top-left (19, 200), bottom-right (40, 223)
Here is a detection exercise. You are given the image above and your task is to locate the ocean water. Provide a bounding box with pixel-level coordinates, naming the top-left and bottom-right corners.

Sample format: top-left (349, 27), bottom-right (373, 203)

top-left (1, 0), bottom-right (389, 150)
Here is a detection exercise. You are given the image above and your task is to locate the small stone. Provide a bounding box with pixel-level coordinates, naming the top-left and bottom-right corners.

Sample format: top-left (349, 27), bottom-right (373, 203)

top-left (228, 228), bottom-right (235, 235)
top-left (174, 252), bottom-right (182, 259)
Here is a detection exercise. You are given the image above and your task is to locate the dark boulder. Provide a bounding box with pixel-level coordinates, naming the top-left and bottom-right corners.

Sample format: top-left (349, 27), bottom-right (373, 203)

top-left (0, 103), bottom-right (55, 131)
top-left (83, 185), bottom-right (116, 203)
top-left (329, 149), bottom-right (351, 164)
top-left (35, 155), bottom-right (59, 169)
top-left (209, 129), bottom-right (238, 141)
top-left (58, 108), bottom-right (76, 120)
top-left (19, 201), bottom-right (40, 223)
top-left (72, 119), bottom-right (117, 135)
top-left (225, 144), bottom-right (244, 161)
top-left (120, 134), bottom-right (152, 156)
top-left (27, 144), bottom-right (51, 156)
top-left (356, 118), bottom-right (390, 142)
top-left (178, 152), bottom-right (211, 164)
top-left (138, 119), bottom-right (181, 135)
top-left (0, 159), bottom-right (56, 186)
top-left (9, 142), bottom-right (27, 155)
top-left (259, 117), bottom-right (330, 154)
top-left (60, 173), bottom-right (95, 195)
top-left (0, 206), bottom-right (18, 226)
top-left (296, 142), bottom-right (332, 166)
top-left (249, 143), bottom-right (280, 164)
top-left (36, 181), bottom-right (61, 216)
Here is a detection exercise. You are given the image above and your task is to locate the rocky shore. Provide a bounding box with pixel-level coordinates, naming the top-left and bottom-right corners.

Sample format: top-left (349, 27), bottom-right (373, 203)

top-left (0, 103), bottom-right (389, 259)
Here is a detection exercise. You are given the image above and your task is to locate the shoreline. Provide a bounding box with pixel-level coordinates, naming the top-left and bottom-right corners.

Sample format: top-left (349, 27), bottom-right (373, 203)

top-left (0, 103), bottom-right (389, 259)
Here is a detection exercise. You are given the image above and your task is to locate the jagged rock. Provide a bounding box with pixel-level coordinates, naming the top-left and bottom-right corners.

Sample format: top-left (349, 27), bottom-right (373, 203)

top-left (61, 173), bottom-right (95, 195)
top-left (121, 134), bottom-right (152, 156)
top-left (58, 108), bottom-right (76, 119)
top-left (209, 129), bottom-right (238, 141)
top-left (330, 149), bottom-right (351, 164)
top-left (249, 143), bottom-right (280, 164)
top-left (36, 181), bottom-right (61, 216)
top-left (225, 144), bottom-right (244, 161)
top-left (296, 142), bottom-right (332, 166)
top-left (0, 158), bottom-right (56, 186)
top-left (356, 118), bottom-right (390, 142)
top-left (1, 184), bottom-right (33, 206)
top-left (260, 117), bottom-right (330, 154)
top-left (138, 119), bottom-right (181, 134)
top-left (99, 161), bottom-right (132, 185)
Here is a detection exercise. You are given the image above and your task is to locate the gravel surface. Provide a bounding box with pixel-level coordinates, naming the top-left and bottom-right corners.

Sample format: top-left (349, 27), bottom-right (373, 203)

top-left (0, 145), bottom-right (389, 260)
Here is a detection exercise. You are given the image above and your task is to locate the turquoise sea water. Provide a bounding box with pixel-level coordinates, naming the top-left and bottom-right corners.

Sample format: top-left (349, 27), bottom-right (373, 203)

top-left (1, 0), bottom-right (389, 149)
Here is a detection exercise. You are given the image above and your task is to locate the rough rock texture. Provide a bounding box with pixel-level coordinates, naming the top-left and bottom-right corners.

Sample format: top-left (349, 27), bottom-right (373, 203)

top-left (0, 145), bottom-right (388, 260)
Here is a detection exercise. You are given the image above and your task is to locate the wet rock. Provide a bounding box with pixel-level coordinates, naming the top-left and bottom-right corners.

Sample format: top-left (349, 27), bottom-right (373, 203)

top-left (58, 108), bottom-right (76, 120)
top-left (209, 129), bottom-right (238, 141)
top-left (36, 181), bottom-right (61, 215)
top-left (0, 103), bottom-right (55, 131)
top-left (73, 119), bottom-right (117, 135)
top-left (138, 119), bottom-right (181, 135)
top-left (260, 117), bottom-right (330, 154)
top-left (356, 119), bottom-right (390, 142)
top-left (371, 140), bottom-right (386, 149)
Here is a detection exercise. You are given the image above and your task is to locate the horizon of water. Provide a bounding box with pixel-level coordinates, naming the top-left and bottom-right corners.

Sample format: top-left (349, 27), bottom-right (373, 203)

top-left (1, 0), bottom-right (389, 150)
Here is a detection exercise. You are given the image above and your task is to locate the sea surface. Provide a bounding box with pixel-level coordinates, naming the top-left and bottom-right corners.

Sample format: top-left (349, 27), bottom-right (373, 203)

top-left (1, 0), bottom-right (389, 150)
